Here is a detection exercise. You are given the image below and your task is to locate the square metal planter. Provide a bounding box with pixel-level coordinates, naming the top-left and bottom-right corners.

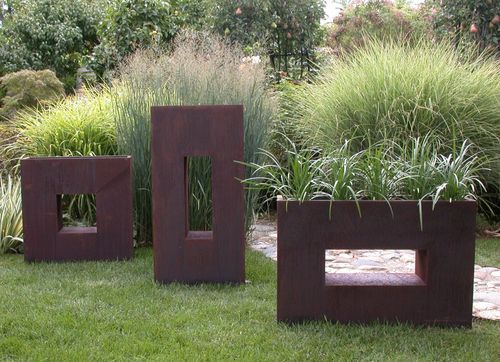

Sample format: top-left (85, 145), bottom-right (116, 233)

top-left (21, 156), bottom-right (133, 262)
top-left (277, 199), bottom-right (476, 327)
top-left (151, 106), bottom-right (245, 284)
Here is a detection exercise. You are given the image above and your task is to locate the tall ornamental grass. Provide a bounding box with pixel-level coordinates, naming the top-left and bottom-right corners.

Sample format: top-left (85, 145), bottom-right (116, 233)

top-left (6, 90), bottom-right (117, 224)
top-left (294, 39), bottom-right (500, 191)
top-left (0, 175), bottom-right (23, 253)
top-left (113, 31), bottom-right (276, 242)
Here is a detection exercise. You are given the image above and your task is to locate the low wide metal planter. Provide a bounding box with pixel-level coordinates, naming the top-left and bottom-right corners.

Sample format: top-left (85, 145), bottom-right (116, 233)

top-left (277, 198), bottom-right (476, 327)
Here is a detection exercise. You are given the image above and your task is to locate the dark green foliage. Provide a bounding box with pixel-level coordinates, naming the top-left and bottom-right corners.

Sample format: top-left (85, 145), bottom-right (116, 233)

top-left (211, 0), bottom-right (271, 48)
top-left (425, 0), bottom-right (500, 53)
top-left (327, 0), bottom-right (431, 53)
top-left (210, 0), bottom-right (325, 78)
top-left (0, 0), bottom-right (102, 91)
top-left (91, 0), bottom-right (176, 77)
top-left (91, 0), bottom-right (208, 77)
top-left (0, 69), bottom-right (65, 120)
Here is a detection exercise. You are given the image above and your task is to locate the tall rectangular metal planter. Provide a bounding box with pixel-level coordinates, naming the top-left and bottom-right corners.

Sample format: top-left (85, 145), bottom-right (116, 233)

top-left (151, 105), bottom-right (245, 284)
top-left (277, 199), bottom-right (476, 327)
top-left (21, 156), bottom-right (133, 262)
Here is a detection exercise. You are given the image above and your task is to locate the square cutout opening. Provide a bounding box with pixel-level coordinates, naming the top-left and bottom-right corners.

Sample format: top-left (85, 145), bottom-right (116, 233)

top-left (57, 194), bottom-right (97, 231)
top-left (324, 249), bottom-right (426, 287)
top-left (185, 156), bottom-right (213, 233)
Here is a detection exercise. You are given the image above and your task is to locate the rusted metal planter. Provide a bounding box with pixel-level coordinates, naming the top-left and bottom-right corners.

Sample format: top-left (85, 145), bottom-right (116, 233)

top-left (277, 198), bottom-right (476, 327)
top-left (151, 105), bottom-right (245, 284)
top-left (21, 156), bottom-right (133, 262)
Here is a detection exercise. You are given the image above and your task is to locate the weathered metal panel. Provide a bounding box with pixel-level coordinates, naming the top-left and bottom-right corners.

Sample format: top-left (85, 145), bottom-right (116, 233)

top-left (277, 199), bottom-right (476, 327)
top-left (151, 106), bottom-right (245, 283)
top-left (21, 156), bottom-right (133, 262)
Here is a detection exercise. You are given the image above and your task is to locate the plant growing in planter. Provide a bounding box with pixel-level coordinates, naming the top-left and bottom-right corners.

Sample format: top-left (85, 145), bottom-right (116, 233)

top-left (243, 136), bottom-right (486, 326)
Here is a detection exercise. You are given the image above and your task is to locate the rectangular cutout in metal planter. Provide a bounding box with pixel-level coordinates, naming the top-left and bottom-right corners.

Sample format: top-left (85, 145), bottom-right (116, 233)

top-left (21, 156), bottom-right (133, 262)
top-left (277, 199), bottom-right (476, 327)
top-left (151, 106), bottom-right (245, 284)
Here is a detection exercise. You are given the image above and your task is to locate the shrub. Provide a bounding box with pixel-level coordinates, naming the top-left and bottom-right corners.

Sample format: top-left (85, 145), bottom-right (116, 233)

top-left (113, 31), bottom-right (276, 242)
top-left (0, 174), bottom-right (23, 254)
top-left (0, 69), bottom-right (65, 121)
top-left (8, 89), bottom-right (116, 224)
top-left (327, 0), bottom-right (431, 54)
top-left (0, 0), bottom-right (103, 91)
top-left (293, 39), bottom-right (500, 199)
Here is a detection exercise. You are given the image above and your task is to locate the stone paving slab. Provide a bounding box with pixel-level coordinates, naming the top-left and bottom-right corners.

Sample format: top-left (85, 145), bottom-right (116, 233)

top-left (250, 219), bottom-right (500, 321)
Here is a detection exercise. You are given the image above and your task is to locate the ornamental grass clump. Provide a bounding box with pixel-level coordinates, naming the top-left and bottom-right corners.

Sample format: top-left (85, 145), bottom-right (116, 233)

top-left (294, 39), bottom-right (500, 190)
top-left (11, 89), bottom-right (116, 159)
top-left (0, 174), bottom-right (23, 253)
top-left (113, 30), bottom-right (276, 242)
top-left (5, 89), bottom-right (116, 225)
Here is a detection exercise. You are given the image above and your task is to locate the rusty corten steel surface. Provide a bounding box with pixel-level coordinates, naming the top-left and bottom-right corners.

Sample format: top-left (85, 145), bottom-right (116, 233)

top-left (21, 156), bottom-right (133, 262)
top-left (151, 105), bottom-right (245, 284)
top-left (277, 199), bottom-right (476, 327)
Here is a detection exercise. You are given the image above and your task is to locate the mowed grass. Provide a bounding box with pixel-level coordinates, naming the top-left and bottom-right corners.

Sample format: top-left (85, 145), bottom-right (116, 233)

top-left (476, 238), bottom-right (500, 267)
top-left (0, 246), bottom-right (499, 361)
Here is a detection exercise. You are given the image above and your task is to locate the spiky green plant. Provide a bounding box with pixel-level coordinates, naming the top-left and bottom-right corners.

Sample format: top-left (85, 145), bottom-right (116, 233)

top-left (316, 142), bottom-right (363, 219)
top-left (12, 89), bottom-right (116, 159)
top-left (242, 136), bottom-right (487, 228)
top-left (186, 157), bottom-right (213, 232)
top-left (400, 135), bottom-right (439, 200)
top-left (242, 135), bottom-right (323, 204)
top-left (357, 144), bottom-right (402, 202)
top-left (319, 154), bottom-right (360, 201)
top-left (431, 141), bottom-right (488, 206)
top-left (0, 175), bottom-right (23, 253)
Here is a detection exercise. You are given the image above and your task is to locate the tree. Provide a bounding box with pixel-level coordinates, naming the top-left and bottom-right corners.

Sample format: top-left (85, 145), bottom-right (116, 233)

top-left (91, 0), bottom-right (209, 78)
top-left (327, 0), bottom-right (431, 54)
top-left (210, 0), bottom-right (325, 78)
top-left (0, 0), bottom-right (103, 91)
top-left (425, 0), bottom-right (500, 52)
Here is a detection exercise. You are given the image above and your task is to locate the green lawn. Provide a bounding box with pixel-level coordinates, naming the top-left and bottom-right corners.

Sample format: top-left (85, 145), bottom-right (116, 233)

top-left (0, 242), bottom-right (499, 361)
top-left (476, 238), bottom-right (500, 267)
